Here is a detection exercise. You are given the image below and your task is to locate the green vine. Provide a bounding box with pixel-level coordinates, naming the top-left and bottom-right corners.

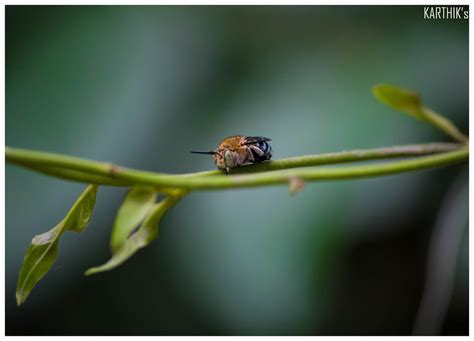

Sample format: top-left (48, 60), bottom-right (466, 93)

top-left (7, 84), bottom-right (468, 305)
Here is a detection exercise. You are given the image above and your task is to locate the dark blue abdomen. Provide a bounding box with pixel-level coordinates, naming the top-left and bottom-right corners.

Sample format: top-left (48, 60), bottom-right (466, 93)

top-left (253, 141), bottom-right (272, 161)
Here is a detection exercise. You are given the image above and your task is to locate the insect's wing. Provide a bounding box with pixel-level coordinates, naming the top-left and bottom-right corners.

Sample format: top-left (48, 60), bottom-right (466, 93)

top-left (244, 136), bottom-right (272, 162)
top-left (243, 136), bottom-right (272, 145)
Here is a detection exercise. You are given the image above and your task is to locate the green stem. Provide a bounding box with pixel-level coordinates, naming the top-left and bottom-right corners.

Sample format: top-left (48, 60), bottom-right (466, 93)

top-left (118, 147), bottom-right (468, 189)
top-left (6, 144), bottom-right (468, 190)
top-left (7, 142), bottom-right (462, 179)
top-left (12, 161), bottom-right (132, 186)
top-left (183, 142), bottom-right (463, 177)
top-left (421, 106), bottom-right (468, 144)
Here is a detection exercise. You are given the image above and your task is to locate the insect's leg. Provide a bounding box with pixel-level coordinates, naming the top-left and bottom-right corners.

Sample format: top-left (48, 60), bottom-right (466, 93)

top-left (249, 145), bottom-right (264, 156)
top-left (246, 148), bottom-right (255, 162)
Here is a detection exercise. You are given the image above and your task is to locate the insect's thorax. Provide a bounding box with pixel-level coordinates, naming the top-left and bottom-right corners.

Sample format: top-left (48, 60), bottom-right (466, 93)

top-left (217, 135), bottom-right (244, 150)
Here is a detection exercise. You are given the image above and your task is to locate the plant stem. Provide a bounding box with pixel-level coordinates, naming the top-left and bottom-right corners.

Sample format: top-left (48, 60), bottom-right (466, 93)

top-left (184, 142), bottom-right (463, 177)
top-left (120, 148), bottom-right (468, 189)
top-left (421, 106), bottom-right (468, 144)
top-left (6, 142), bottom-right (462, 179)
top-left (413, 171), bottom-right (468, 335)
top-left (6, 144), bottom-right (468, 190)
top-left (12, 161), bottom-right (132, 186)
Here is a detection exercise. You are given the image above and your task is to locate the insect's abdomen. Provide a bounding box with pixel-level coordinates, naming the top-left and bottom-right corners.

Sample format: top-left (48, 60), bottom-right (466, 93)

top-left (252, 140), bottom-right (272, 162)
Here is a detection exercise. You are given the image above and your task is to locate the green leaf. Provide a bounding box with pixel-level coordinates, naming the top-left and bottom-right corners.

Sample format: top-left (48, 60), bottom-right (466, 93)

top-left (16, 185), bottom-right (98, 305)
top-left (85, 196), bottom-right (176, 275)
top-left (63, 185), bottom-right (98, 232)
top-left (372, 84), bottom-right (468, 143)
top-left (372, 84), bottom-right (425, 120)
top-left (110, 186), bottom-right (157, 253)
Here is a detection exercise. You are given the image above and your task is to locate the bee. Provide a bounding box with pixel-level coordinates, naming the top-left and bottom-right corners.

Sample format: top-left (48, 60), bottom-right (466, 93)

top-left (191, 135), bottom-right (272, 172)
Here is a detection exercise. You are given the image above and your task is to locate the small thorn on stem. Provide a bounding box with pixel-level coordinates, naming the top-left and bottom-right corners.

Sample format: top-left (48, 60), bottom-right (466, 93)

top-left (107, 163), bottom-right (121, 177)
top-left (288, 176), bottom-right (305, 196)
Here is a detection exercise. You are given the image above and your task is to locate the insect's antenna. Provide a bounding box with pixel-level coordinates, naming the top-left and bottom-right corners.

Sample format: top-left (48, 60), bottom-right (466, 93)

top-left (190, 150), bottom-right (217, 155)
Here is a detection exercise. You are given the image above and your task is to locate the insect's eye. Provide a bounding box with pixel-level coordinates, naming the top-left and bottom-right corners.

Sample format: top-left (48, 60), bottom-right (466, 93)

top-left (224, 150), bottom-right (232, 161)
top-left (224, 150), bottom-right (235, 166)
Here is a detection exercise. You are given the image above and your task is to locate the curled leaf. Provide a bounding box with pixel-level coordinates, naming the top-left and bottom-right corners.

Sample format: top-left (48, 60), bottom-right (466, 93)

top-left (110, 186), bottom-right (157, 253)
top-left (85, 196), bottom-right (179, 275)
top-left (63, 186), bottom-right (98, 233)
top-left (16, 185), bottom-right (98, 305)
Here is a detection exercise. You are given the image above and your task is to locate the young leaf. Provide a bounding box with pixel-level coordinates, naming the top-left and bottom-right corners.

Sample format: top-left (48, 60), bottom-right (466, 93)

top-left (16, 185), bottom-right (98, 305)
top-left (372, 84), bottom-right (425, 120)
top-left (373, 84), bottom-right (468, 144)
top-left (63, 185), bottom-right (98, 232)
top-left (110, 186), bottom-right (157, 253)
top-left (85, 196), bottom-right (177, 275)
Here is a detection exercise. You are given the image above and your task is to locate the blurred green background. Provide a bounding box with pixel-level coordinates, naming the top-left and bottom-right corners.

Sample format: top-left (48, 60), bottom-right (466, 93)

top-left (6, 5), bottom-right (468, 335)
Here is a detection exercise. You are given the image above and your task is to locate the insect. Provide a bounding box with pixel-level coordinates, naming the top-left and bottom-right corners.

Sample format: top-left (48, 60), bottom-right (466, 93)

top-left (191, 135), bottom-right (272, 172)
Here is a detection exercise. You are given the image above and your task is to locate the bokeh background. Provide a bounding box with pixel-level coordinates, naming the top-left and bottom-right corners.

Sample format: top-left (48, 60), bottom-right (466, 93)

top-left (6, 5), bottom-right (468, 335)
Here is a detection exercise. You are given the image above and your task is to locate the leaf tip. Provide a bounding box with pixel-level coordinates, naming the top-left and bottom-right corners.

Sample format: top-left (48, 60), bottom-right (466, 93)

top-left (84, 261), bottom-right (115, 276)
top-left (84, 267), bottom-right (100, 276)
top-left (16, 290), bottom-right (26, 306)
top-left (372, 83), bottom-right (423, 118)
